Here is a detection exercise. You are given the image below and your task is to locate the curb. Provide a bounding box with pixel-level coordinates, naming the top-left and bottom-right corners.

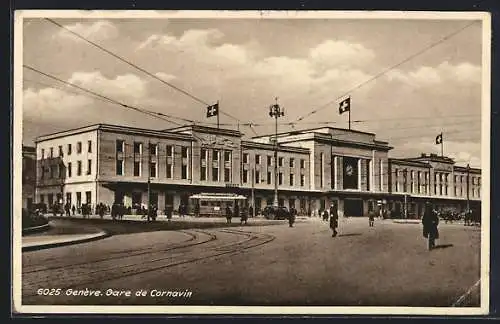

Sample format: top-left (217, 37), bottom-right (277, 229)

top-left (22, 231), bottom-right (111, 252)
top-left (22, 223), bottom-right (51, 235)
top-left (392, 220), bottom-right (421, 224)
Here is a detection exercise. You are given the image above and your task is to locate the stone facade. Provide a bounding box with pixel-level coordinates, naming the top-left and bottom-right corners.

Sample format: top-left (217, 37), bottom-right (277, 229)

top-left (34, 124), bottom-right (482, 218)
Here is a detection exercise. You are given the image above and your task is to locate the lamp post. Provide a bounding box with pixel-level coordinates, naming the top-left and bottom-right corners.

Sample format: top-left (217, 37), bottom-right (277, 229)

top-left (268, 97), bottom-right (285, 207)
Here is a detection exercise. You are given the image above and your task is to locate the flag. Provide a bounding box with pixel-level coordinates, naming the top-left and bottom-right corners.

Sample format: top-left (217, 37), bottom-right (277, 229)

top-left (206, 103), bottom-right (219, 118)
top-left (435, 133), bottom-right (443, 145)
top-left (339, 97), bottom-right (350, 115)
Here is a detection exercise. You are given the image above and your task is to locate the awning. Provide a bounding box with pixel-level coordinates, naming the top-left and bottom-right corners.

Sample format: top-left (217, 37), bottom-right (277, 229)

top-left (189, 193), bottom-right (247, 200)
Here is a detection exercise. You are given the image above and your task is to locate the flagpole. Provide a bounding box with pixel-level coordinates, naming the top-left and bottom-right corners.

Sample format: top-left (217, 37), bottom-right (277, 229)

top-left (441, 133), bottom-right (444, 157)
top-left (217, 100), bottom-right (220, 129)
top-left (348, 105), bottom-right (351, 130)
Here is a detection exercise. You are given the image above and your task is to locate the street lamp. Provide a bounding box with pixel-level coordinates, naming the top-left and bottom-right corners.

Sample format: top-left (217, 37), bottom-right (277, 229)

top-left (268, 98), bottom-right (285, 207)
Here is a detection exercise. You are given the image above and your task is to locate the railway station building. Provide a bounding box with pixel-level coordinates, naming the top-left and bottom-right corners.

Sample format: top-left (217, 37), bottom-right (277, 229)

top-left (33, 123), bottom-right (481, 218)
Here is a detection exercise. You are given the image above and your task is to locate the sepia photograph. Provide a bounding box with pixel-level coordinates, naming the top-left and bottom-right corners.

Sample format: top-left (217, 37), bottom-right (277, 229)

top-left (12, 10), bottom-right (490, 315)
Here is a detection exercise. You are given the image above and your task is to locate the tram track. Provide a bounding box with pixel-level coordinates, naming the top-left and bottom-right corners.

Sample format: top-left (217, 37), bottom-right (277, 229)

top-left (23, 229), bottom-right (214, 274)
top-left (23, 228), bottom-right (275, 303)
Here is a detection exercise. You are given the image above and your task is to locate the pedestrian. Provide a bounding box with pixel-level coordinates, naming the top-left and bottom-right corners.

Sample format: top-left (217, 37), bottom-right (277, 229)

top-left (99, 203), bottom-right (104, 219)
top-left (288, 209), bottom-right (295, 227)
top-left (249, 205), bottom-right (254, 218)
top-left (226, 205), bottom-right (233, 224)
top-left (329, 203), bottom-right (339, 237)
top-left (322, 209), bottom-right (329, 223)
top-left (234, 203), bottom-right (240, 221)
top-left (368, 210), bottom-right (375, 227)
top-left (422, 202), bottom-right (439, 250)
top-left (240, 206), bottom-right (248, 225)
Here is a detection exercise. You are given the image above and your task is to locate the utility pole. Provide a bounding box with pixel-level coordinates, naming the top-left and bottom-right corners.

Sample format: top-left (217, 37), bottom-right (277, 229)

top-left (269, 97), bottom-right (285, 207)
top-left (466, 163), bottom-right (470, 212)
top-left (147, 141), bottom-right (151, 222)
top-left (403, 168), bottom-right (408, 219)
top-left (251, 168), bottom-right (255, 218)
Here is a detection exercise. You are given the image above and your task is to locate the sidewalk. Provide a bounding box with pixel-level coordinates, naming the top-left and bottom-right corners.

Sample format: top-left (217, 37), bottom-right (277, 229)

top-left (45, 213), bottom-right (313, 223)
top-left (22, 220), bottom-right (109, 252)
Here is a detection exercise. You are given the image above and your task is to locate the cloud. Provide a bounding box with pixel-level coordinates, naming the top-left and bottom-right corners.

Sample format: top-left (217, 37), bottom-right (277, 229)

top-left (154, 72), bottom-right (176, 82)
top-left (67, 71), bottom-right (148, 101)
top-left (56, 20), bottom-right (119, 42)
top-left (309, 40), bottom-right (375, 68)
top-left (386, 61), bottom-right (481, 87)
top-left (23, 87), bottom-right (94, 123)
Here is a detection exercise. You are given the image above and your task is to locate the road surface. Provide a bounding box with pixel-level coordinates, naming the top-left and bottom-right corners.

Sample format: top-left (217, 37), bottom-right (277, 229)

top-left (22, 217), bottom-right (481, 307)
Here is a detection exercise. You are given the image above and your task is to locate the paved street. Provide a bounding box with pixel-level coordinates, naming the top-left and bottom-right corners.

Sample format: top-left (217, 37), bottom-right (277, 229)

top-left (22, 217), bottom-right (480, 307)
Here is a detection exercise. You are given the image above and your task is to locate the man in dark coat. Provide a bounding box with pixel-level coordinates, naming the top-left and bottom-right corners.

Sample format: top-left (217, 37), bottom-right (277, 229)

top-left (329, 203), bottom-right (339, 237)
top-left (225, 205), bottom-right (232, 224)
top-left (422, 202), bottom-right (439, 249)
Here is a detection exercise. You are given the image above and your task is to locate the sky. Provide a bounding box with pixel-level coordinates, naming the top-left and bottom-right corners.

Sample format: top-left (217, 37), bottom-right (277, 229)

top-left (20, 14), bottom-right (485, 168)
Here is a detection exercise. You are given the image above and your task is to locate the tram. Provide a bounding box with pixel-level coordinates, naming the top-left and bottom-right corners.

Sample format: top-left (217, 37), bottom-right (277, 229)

top-left (189, 193), bottom-right (247, 217)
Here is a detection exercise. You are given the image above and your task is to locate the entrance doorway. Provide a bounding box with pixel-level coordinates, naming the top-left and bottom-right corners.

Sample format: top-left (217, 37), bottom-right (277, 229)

top-left (344, 198), bottom-right (363, 216)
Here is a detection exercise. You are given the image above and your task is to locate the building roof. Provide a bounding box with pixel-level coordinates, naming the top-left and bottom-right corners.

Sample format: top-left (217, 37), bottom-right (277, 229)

top-left (251, 126), bottom-right (377, 139)
top-left (35, 123), bottom-right (194, 142)
top-left (163, 124), bottom-right (242, 137)
top-left (404, 153), bottom-right (455, 164)
top-left (241, 140), bottom-right (310, 154)
top-left (389, 158), bottom-right (431, 168)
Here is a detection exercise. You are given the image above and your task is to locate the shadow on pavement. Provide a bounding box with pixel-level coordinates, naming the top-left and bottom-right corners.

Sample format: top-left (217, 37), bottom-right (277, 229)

top-left (337, 233), bottom-right (362, 237)
top-left (433, 244), bottom-right (454, 249)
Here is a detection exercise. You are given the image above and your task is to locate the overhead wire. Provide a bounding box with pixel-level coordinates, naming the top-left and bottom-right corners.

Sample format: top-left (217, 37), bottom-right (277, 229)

top-left (45, 18), bottom-right (242, 123)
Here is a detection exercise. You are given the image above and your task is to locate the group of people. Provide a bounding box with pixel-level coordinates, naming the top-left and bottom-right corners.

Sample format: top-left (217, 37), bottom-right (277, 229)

top-left (225, 204), bottom-right (249, 225)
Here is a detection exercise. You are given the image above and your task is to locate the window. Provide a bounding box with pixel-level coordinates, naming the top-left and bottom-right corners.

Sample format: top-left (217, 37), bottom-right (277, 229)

top-left (116, 140), bottom-right (124, 153)
top-left (76, 192), bottom-right (82, 207)
top-left (166, 145), bottom-right (173, 157)
top-left (150, 161), bottom-right (157, 178)
top-left (255, 155), bottom-right (261, 165)
top-left (320, 153), bottom-right (324, 188)
top-left (39, 194), bottom-right (45, 204)
top-left (116, 159), bottom-right (124, 176)
top-left (200, 148), bottom-right (208, 181)
top-left (278, 172), bottom-right (283, 185)
top-left (134, 142), bottom-right (142, 155)
top-left (150, 144), bottom-right (158, 156)
top-left (134, 161), bottom-right (141, 177)
top-left (48, 194), bottom-right (54, 207)
top-left (132, 192), bottom-right (142, 206)
top-left (243, 153), bottom-right (249, 164)
top-left (166, 145), bottom-right (173, 179)
top-left (77, 161), bottom-right (82, 176)
top-left (300, 159), bottom-right (305, 169)
top-left (267, 155), bottom-right (272, 166)
top-left (77, 142), bottom-right (82, 154)
top-left (255, 170), bottom-right (260, 184)
top-left (289, 173), bottom-right (294, 186)
top-left (58, 145), bottom-right (63, 157)
top-left (224, 151), bottom-right (231, 182)
top-left (181, 147), bottom-right (189, 180)
top-left (50, 165), bottom-right (56, 179)
top-left (67, 144), bottom-right (72, 155)
top-left (87, 159), bottom-right (92, 175)
top-left (212, 150), bottom-right (220, 182)
top-left (243, 169), bottom-right (248, 183)
top-left (278, 157), bottom-right (284, 167)
top-left (289, 158), bottom-right (295, 168)
top-left (66, 193), bottom-right (71, 205)
top-left (394, 169), bottom-right (399, 192)
top-left (300, 174), bottom-right (305, 187)
top-left (41, 148), bottom-right (45, 159)
top-left (50, 147), bottom-right (54, 158)
top-left (267, 171), bottom-right (272, 184)
top-left (67, 162), bottom-right (72, 178)
top-left (58, 164), bottom-right (62, 178)
top-left (85, 191), bottom-right (91, 205)
top-left (88, 140), bottom-right (92, 153)
top-left (181, 164), bottom-right (188, 180)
